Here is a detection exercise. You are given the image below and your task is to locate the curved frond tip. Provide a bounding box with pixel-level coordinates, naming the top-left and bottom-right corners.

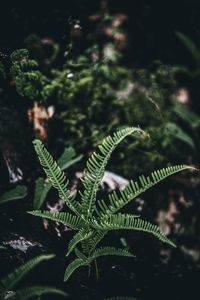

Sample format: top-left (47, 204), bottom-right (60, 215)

top-left (95, 164), bottom-right (192, 216)
top-left (33, 139), bottom-right (81, 215)
top-left (81, 127), bottom-right (144, 218)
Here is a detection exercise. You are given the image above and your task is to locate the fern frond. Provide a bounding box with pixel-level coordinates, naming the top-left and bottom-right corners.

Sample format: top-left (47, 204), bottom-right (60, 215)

top-left (64, 258), bottom-right (88, 282)
top-left (81, 127), bottom-right (144, 219)
top-left (80, 230), bottom-right (107, 254)
top-left (74, 248), bottom-right (88, 260)
top-left (27, 210), bottom-right (86, 230)
top-left (95, 165), bottom-right (192, 216)
top-left (64, 247), bottom-right (134, 282)
top-left (10, 49), bottom-right (29, 63)
top-left (88, 247), bottom-right (135, 261)
top-left (66, 229), bottom-right (93, 256)
top-left (0, 254), bottom-right (54, 294)
top-left (6, 286), bottom-right (67, 299)
top-left (91, 213), bottom-right (176, 247)
top-left (104, 297), bottom-right (137, 300)
top-left (0, 185), bottom-right (27, 204)
top-left (81, 236), bottom-right (95, 254)
top-left (33, 139), bottom-right (81, 215)
top-left (88, 230), bottom-right (108, 253)
top-left (33, 147), bottom-right (82, 210)
top-left (20, 59), bottom-right (39, 70)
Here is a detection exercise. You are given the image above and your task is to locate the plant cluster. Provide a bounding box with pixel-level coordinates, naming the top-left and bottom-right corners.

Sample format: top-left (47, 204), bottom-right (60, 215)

top-left (5, 44), bottom-right (200, 180)
top-left (0, 254), bottom-right (67, 299)
top-left (28, 127), bottom-right (192, 282)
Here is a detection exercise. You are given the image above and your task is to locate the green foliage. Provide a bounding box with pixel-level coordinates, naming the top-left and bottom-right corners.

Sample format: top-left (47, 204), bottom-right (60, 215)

top-left (64, 247), bottom-right (134, 282)
top-left (33, 146), bottom-right (83, 209)
top-left (0, 185), bottom-right (27, 204)
top-left (8, 45), bottom-right (198, 179)
top-left (175, 31), bottom-right (200, 69)
top-left (173, 103), bottom-right (200, 128)
top-left (174, 31), bottom-right (200, 79)
top-left (10, 49), bottom-right (29, 63)
top-left (10, 49), bottom-right (49, 100)
top-left (166, 122), bottom-right (195, 149)
top-left (5, 286), bottom-right (67, 300)
top-left (28, 127), bottom-right (192, 282)
top-left (0, 254), bottom-right (67, 299)
top-left (104, 298), bottom-right (137, 300)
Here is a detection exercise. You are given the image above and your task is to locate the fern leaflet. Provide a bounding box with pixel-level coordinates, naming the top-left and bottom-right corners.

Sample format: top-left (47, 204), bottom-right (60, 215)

top-left (90, 213), bottom-right (176, 247)
top-left (88, 247), bottom-right (135, 261)
top-left (27, 210), bottom-right (86, 230)
top-left (64, 258), bottom-right (88, 282)
top-left (95, 165), bottom-right (191, 216)
top-left (81, 127), bottom-right (144, 218)
top-left (33, 139), bottom-right (81, 215)
top-left (66, 229), bottom-right (93, 256)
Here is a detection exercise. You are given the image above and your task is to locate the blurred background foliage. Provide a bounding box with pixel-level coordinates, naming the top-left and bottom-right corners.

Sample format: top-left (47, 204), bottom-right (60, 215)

top-left (1, 2), bottom-right (200, 180)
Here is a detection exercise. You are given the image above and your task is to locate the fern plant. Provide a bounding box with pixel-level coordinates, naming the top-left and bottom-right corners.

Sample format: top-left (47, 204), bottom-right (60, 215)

top-left (0, 254), bottom-right (67, 299)
top-left (33, 146), bottom-right (83, 209)
top-left (10, 49), bottom-right (49, 101)
top-left (28, 127), bottom-right (192, 282)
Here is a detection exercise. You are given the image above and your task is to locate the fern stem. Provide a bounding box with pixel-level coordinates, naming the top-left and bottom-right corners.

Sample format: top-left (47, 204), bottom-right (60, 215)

top-left (94, 258), bottom-right (99, 281)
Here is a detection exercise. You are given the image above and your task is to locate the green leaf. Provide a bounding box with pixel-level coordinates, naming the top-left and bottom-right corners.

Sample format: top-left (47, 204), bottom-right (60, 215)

top-left (0, 254), bottom-right (55, 294)
top-left (175, 31), bottom-right (200, 67)
top-left (81, 127), bottom-right (144, 218)
top-left (57, 147), bottom-right (76, 166)
top-left (5, 286), bottom-right (67, 300)
top-left (166, 122), bottom-right (195, 149)
top-left (90, 214), bottom-right (176, 247)
top-left (33, 147), bottom-right (82, 210)
top-left (33, 178), bottom-right (51, 210)
top-left (57, 146), bottom-right (79, 170)
top-left (66, 229), bottom-right (93, 256)
top-left (87, 230), bottom-right (108, 253)
top-left (64, 258), bottom-right (88, 282)
top-left (95, 165), bottom-right (192, 216)
top-left (74, 248), bottom-right (88, 260)
top-left (64, 246), bottom-right (134, 282)
top-left (33, 139), bottom-right (81, 215)
top-left (60, 154), bottom-right (83, 171)
top-left (173, 104), bottom-right (200, 128)
top-left (89, 247), bottom-right (135, 261)
top-left (0, 186), bottom-right (27, 204)
top-left (27, 210), bottom-right (86, 230)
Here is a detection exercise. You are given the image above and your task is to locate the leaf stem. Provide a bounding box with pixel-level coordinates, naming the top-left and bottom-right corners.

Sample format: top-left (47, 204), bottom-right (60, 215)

top-left (94, 258), bottom-right (99, 281)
